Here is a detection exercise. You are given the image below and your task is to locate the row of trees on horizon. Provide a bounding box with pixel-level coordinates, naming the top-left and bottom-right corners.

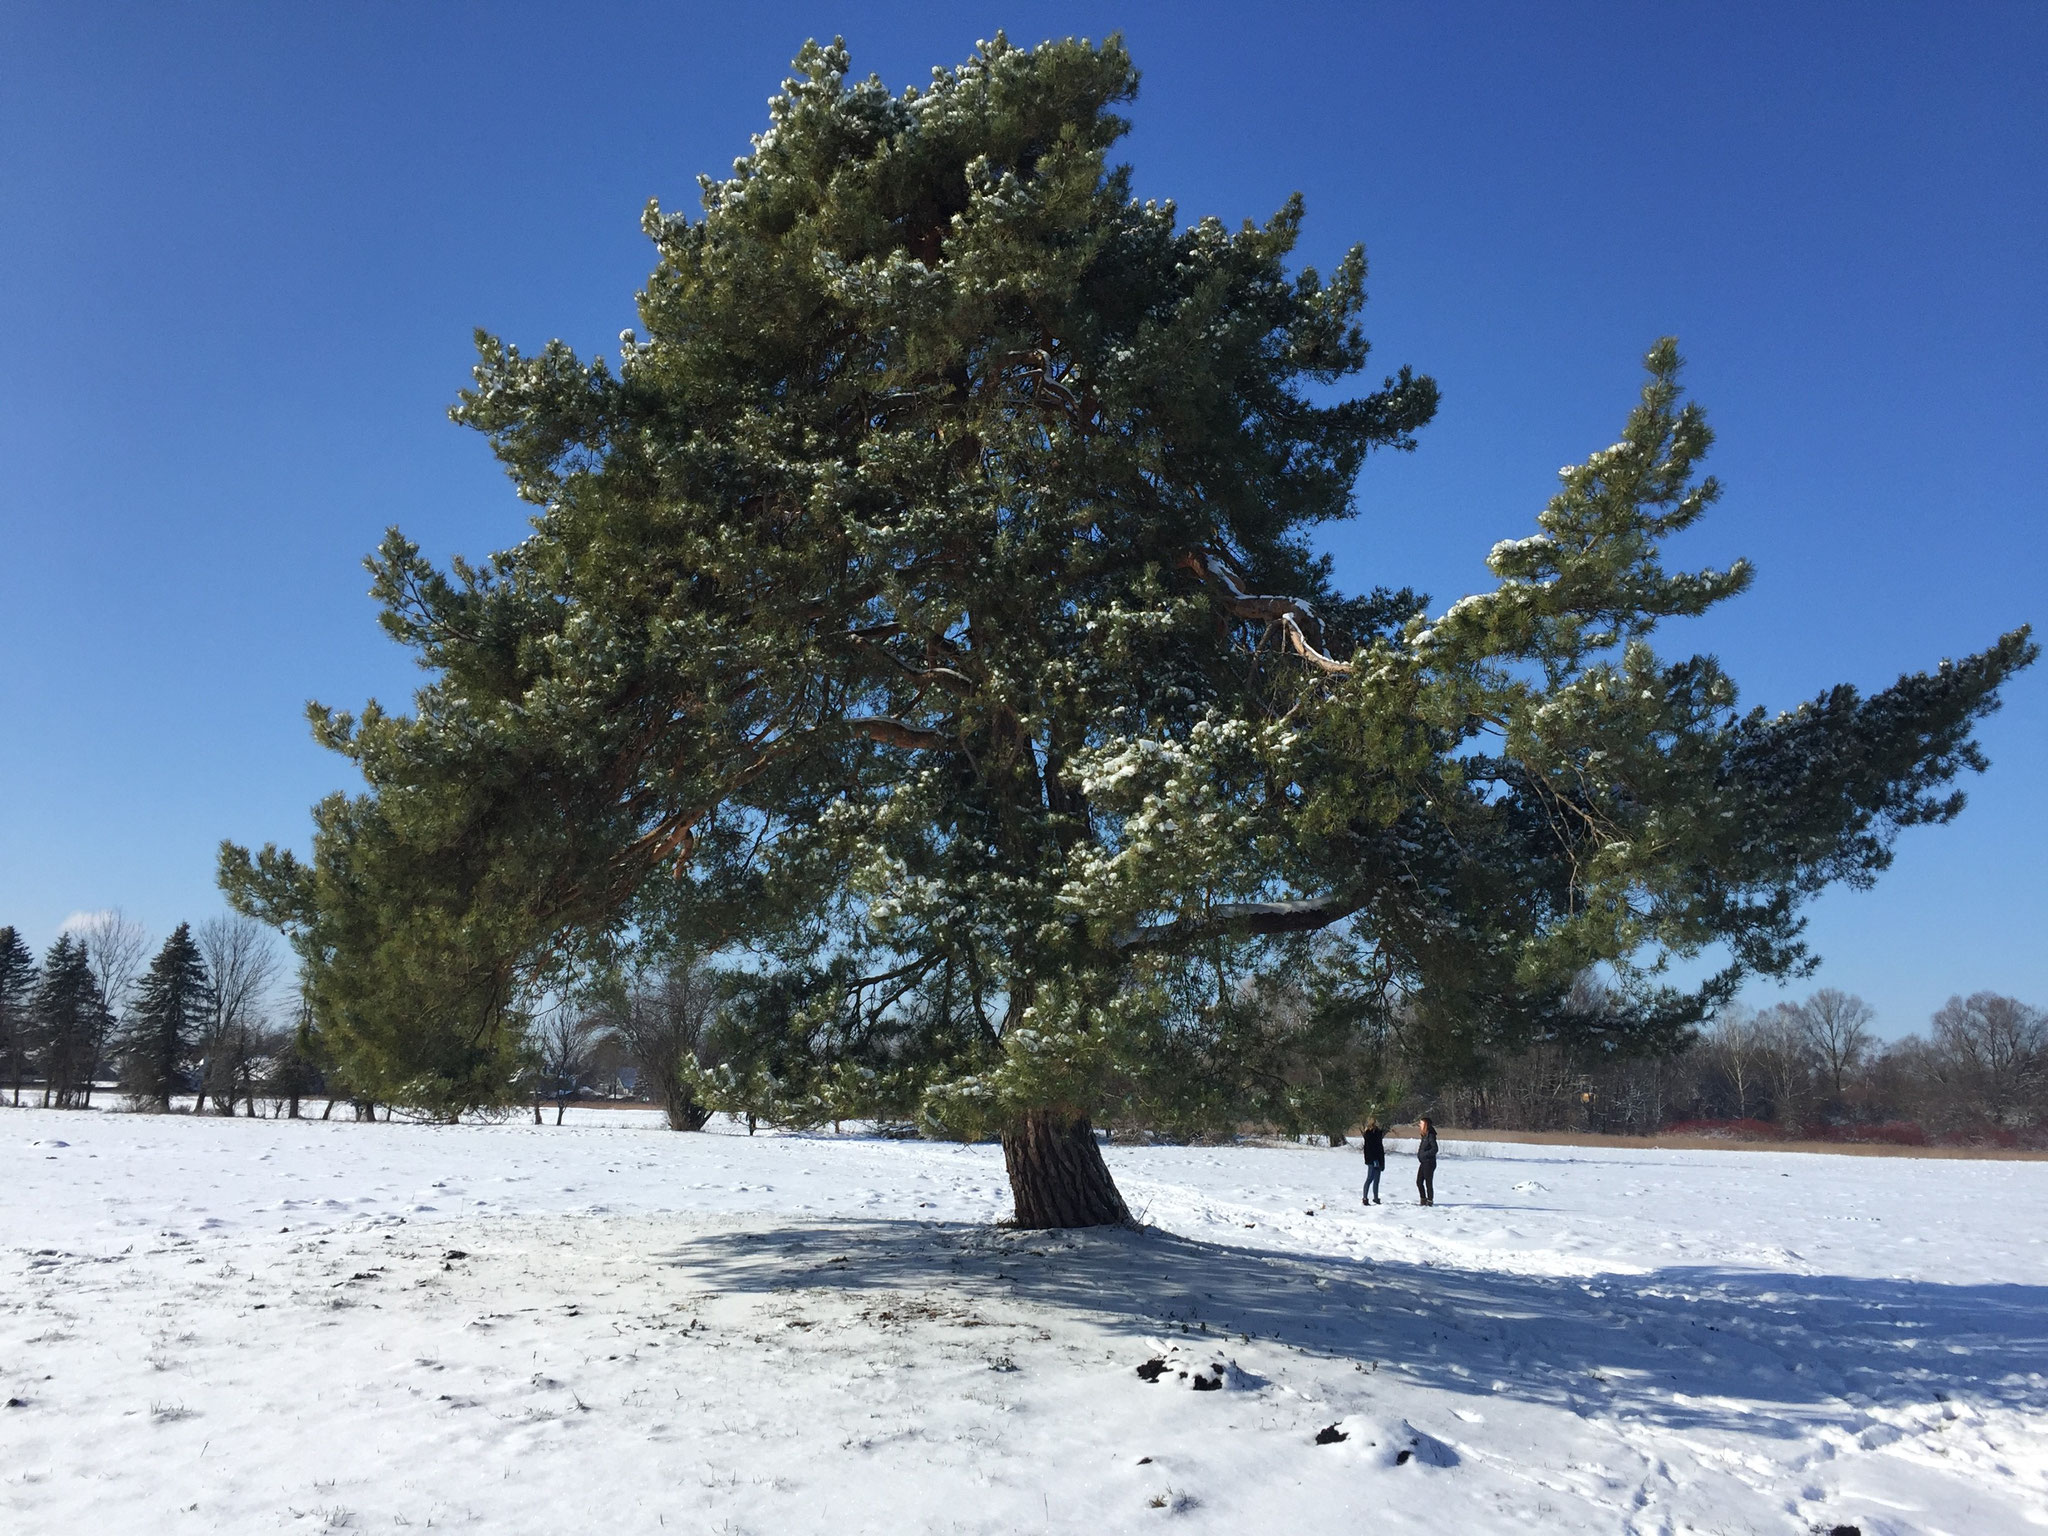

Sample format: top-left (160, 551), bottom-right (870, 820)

top-left (8, 916), bottom-right (2035, 1148)
top-left (1420, 987), bottom-right (2048, 1147)
top-left (0, 916), bottom-right (308, 1116)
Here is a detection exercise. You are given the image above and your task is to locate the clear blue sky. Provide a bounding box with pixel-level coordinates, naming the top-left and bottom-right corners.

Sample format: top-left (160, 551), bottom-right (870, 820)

top-left (2, 2), bottom-right (2041, 1037)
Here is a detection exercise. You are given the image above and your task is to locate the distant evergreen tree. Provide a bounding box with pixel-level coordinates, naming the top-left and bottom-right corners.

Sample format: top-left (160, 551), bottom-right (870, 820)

top-left (121, 923), bottom-right (211, 1111)
top-left (0, 927), bottom-right (37, 1106)
top-left (34, 935), bottom-right (106, 1108)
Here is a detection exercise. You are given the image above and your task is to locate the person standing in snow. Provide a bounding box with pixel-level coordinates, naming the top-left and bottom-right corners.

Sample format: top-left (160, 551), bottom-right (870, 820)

top-left (1415, 1116), bottom-right (1439, 1206)
top-left (1360, 1116), bottom-right (1386, 1205)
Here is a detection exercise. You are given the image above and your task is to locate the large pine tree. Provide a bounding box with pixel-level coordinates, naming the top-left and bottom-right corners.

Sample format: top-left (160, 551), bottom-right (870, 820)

top-left (121, 923), bottom-right (211, 1112)
top-left (0, 927), bottom-right (36, 1107)
top-left (34, 935), bottom-right (106, 1109)
top-left (224, 36), bottom-right (2033, 1223)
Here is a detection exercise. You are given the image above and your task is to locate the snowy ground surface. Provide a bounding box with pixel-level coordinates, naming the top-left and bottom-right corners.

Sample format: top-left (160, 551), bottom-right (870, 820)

top-left (5, 1108), bottom-right (2045, 1535)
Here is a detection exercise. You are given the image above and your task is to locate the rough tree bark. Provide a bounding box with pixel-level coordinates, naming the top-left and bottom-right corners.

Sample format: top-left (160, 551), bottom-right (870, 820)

top-left (661, 1090), bottom-right (711, 1132)
top-left (1002, 1110), bottom-right (1134, 1228)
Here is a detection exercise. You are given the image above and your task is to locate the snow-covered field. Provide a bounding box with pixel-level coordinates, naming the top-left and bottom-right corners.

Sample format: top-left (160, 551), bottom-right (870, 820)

top-left (5, 1108), bottom-right (2044, 1535)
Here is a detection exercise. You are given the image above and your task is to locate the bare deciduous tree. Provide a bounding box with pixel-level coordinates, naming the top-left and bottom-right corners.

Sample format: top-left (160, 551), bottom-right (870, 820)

top-left (1932, 992), bottom-right (2046, 1129)
top-left (533, 1007), bottom-right (596, 1125)
top-left (76, 910), bottom-right (149, 1106)
top-left (197, 915), bottom-right (280, 1116)
top-left (600, 958), bottom-right (719, 1131)
top-left (1753, 1003), bottom-right (1819, 1131)
top-left (1796, 989), bottom-right (1876, 1103)
top-left (1705, 1005), bottom-right (1764, 1120)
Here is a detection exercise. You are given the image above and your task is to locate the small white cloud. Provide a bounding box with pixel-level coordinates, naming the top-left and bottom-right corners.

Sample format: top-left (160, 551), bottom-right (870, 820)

top-left (59, 909), bottom-right (117, 936)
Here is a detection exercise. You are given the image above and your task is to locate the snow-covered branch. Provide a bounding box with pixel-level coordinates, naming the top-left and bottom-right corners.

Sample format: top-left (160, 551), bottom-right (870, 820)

top-left (1179, 552), bottom-right (1353, 675)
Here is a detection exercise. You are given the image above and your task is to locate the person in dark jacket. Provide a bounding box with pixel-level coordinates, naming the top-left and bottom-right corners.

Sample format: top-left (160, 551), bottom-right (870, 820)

top-left (1360, 1116), bottom-right (1386, 1205)
top-left (1415, 1116), bottom-right (1439, 1205)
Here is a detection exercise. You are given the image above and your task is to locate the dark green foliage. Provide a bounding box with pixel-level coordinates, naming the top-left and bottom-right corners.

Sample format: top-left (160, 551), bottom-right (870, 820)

top-left (0, 927), bottom-right (35, 1106)
top-left (34, 935), bottom-right (105, 1108)
top-left (223, 35), bottom-right (2032, 1191)
top-left (219, 794), bottom-right (538, 1118)
top-left (120, 923), bottom-right (211, 1111)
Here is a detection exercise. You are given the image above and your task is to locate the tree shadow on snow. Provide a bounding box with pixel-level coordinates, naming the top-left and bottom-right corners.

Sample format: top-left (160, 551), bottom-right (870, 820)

top-left (655, 1218), bottom-right (2048, 1438)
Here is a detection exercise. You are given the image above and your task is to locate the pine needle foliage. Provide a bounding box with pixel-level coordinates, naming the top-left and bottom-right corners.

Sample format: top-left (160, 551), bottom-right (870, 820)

top-left (223, 37), bottom-right (2032, 1204)
top-left (33, 934), bottom-right (105, 1109)
top-left (0, 927), bottom-right (36, 1106)
top-left (120, 923), bottom-right (212, 1112)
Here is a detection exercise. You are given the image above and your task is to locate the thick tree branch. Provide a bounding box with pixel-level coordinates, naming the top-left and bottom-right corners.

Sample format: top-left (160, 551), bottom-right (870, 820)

top-left (1177, 552), bottom-right (1353, 675)
top-left (847, 716), bottom-right (956, 752)
top-left (844, 629), bottom-right (976, 695)
top-left (850, 953), bottom-right (943, 992)
top-left (620, 731), bottom-right (811, 877)
top-left (1114, 894), bottom-right (1364, 953)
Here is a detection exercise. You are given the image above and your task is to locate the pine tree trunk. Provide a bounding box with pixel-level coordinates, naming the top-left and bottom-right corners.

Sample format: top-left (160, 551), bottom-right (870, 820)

top-left (1002, 1109), bottom-right (1133, 1228)
top-left (663, 1092), bottom-right (710, 1132)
